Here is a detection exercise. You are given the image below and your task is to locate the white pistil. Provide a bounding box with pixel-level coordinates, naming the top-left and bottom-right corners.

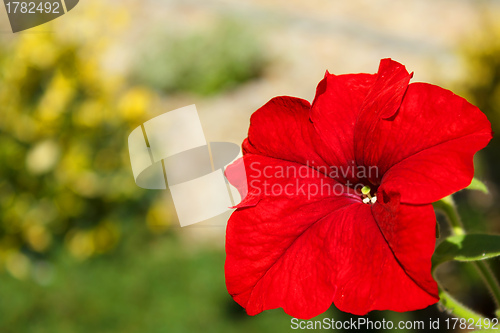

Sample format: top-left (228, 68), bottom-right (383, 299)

top-left (370, 196), bottom-right (377, 204)
top-left (362, 197), bottom-right (370, 204)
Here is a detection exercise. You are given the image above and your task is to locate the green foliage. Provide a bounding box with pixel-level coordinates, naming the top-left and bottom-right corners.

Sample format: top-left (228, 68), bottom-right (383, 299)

top-left (132, 20), bottom-right (267, 95)
top-left (0, 230), bottom-right (317, 333)
top-left (459, 20), bottom-right (500, 187)
top-left (466, 178), bottom-right (489, 194)
top-left (432, 234), bottom-right (500, 269)
top-left (0, 226), bottom-right (449, 332)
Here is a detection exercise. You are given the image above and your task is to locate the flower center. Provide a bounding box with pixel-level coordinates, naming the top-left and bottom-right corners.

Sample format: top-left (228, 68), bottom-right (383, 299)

top-left (361, 186), bottom-right (377, 205)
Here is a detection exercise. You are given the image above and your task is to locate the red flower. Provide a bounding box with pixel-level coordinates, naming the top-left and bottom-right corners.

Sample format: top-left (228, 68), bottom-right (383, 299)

top-left (225, 59), bottom-right (492, 319)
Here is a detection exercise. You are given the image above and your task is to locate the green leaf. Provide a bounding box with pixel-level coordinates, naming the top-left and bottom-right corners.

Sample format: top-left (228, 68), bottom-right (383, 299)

top-left (432, 234), bottom-right (500, 270)
top-left (466, 178), bottom-right (489, 194)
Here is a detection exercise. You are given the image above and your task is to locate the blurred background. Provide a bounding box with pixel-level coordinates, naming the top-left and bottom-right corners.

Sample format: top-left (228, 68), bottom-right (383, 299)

top-left (0, 0), bottom-right (500, 332)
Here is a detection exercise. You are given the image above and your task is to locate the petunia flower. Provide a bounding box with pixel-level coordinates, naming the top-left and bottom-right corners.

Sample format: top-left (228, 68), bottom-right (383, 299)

top-left (224, 58), bottom-right (493, 319)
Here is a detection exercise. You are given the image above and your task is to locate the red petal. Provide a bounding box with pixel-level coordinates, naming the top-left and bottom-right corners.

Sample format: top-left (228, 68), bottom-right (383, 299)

top-left (225, 154), bottom-right (359, 319)
top-left (310, 71), bottom-right (376, 184)
top-left (243, 96), bottom-right (328, 170)
top-left (353, 59), bottom-right (412, 180)
top-left (225, 156), bottom-right (438, 318)
top-left (225, 157), bottom-right (250, 206)
top-left (332, 191), bottom-right (438, 314)
top-left (356, 82), bottom-right (493, 203)
top-left (362, 58), bottom-right (413, 120)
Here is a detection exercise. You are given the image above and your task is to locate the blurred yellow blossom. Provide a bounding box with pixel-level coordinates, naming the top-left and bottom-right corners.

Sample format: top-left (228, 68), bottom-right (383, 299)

top-left (0, 1), bottom-right (166, 278)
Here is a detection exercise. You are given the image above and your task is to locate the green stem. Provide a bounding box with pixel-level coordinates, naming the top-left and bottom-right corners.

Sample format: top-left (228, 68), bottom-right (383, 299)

top-left (433, 196), bottom-right (465, 236)
top-left (438, 287), bottom-right (485, 321)
top-left (474, 261), bottom-right (500, 309)
top-left (435, 196), bottom-right (500, 317)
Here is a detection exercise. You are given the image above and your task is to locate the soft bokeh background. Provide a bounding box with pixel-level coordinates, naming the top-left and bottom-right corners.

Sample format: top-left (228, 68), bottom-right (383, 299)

top-left (0, 0), bottom-right (499, 332)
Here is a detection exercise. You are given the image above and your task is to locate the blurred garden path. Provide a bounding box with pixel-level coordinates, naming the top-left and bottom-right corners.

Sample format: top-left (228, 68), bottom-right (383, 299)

top-left (121, 0), bottom-right (499, 144)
